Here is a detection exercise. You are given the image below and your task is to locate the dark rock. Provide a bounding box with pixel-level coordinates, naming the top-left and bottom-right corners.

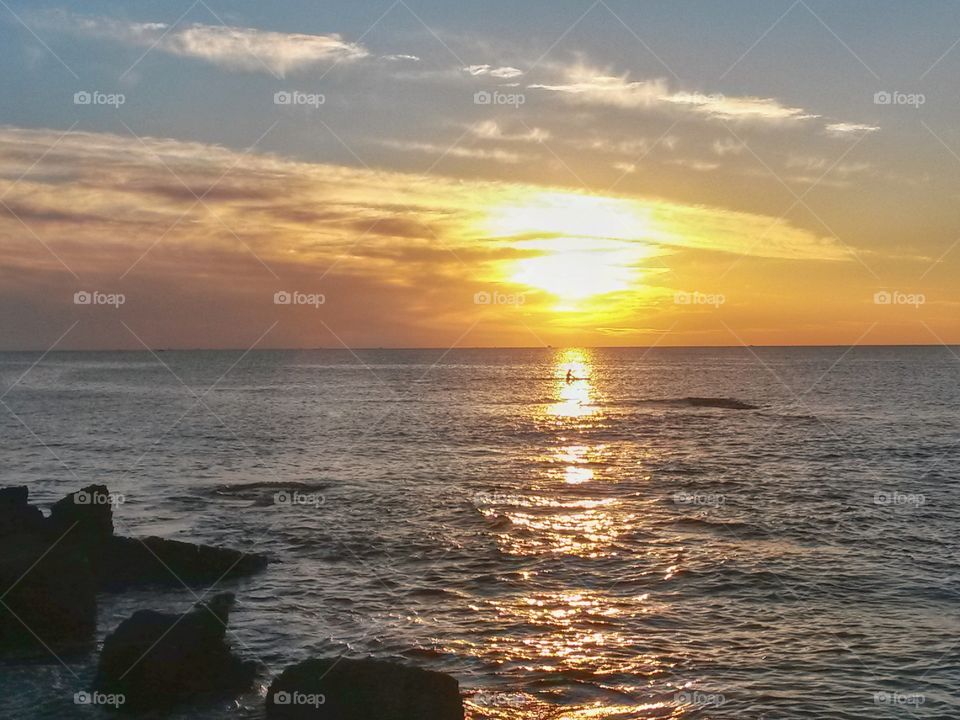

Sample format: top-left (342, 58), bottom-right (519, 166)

top-left (266, 657), bottom-right (464, 720)
top-left (97, 536), bottom-right (269, 591)
top-left (0, 486), bottom-right (46, 537)
top-left (94, 592), bottom-right (257, 712)
top-left (48, 484), bottom-right (114, 541)
top-left (683, 397), bottom-right (759, 410)
top-left (41, 485), bottom-right (267, 591)
top-left (0, 534), bottom-right (96, 654)
top-left (0, 483), bottom-right (266, 657)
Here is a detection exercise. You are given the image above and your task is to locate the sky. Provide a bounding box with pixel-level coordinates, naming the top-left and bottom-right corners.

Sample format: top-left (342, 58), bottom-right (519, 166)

top-left (1, 0), bottom-right (959, 350)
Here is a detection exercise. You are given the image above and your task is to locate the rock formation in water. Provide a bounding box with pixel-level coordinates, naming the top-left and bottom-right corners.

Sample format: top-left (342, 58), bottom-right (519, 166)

top-left (266, 657), bottom-right (465, 720)
top-left (93, 592), bottom-right (257, 712)
top-left (1, 485), bottom-right (464, 717)
top-left (0, 486), bottom-right (97, 653)
top-left (0, 484), bottom-right (267, 654)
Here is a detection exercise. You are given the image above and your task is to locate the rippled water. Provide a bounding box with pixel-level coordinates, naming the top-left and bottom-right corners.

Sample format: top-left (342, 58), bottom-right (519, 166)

top-left (1, 347), bottom-right (958, 719)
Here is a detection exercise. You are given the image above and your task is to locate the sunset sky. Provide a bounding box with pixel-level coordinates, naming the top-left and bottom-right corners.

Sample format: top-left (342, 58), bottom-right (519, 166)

top-left (1, 0), bottom-right (959, 350)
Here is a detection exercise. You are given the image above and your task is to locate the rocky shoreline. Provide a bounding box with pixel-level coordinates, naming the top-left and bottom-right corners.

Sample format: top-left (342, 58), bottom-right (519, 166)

top-left (0, 485), bottom-right (465, 718)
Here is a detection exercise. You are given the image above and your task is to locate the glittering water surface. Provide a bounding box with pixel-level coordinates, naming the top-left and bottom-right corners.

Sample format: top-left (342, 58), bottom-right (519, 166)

top-left (1, 347), bottom-right (958, 719)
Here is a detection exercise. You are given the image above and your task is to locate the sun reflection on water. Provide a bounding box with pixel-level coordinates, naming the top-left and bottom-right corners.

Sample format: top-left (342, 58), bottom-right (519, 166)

top-left (464, 348), bottom-right (682, 719)
top-left (549, 349), bottom-right (597, 419)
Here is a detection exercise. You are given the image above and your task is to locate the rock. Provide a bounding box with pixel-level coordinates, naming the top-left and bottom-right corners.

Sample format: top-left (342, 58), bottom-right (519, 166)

top-left (0, 535), bottom-right (96, 654)
top-left (94, 592), bottom-right (257, 712)
top-left (0, 483), bottom-right (266, 656)
top-left (266, 658), bottom-right (464, 720)
top-left (48, 484), bottom-right (114, 541)
top-left (42, 485), bottom-right (268, 591)
top-left (683, 397), bottom-right (759, 410)
top-left (0, 486), bottom-right (46, 537)
top-left (97, 536), bottom-right (269, 591)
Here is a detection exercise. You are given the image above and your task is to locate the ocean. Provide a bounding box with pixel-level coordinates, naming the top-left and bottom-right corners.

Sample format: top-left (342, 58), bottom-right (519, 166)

top-left (1, 346), bottom-right (957, 719)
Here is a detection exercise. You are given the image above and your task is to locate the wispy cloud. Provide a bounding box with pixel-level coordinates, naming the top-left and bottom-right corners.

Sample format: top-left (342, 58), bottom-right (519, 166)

top-left (824, 122), bottom-right (880, 137)
top-left (464, 64), bottom-right (524, 78)
top-left (470, 120), bottom-right (549, 143)
top-left (377, 138), bottom-right (525, 163)
top-left (712, 138), bottom-right (746, 156)
top-left (43, 14), bottom-right (369, 75)
top-left (530, 66), bottom-right (817, 123)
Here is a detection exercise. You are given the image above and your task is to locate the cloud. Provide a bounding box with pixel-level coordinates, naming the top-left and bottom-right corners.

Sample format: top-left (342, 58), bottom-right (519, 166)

top-left (0, 126), bottom-right (864, 349)
top-left (43, 14), bottom-right (369, 75)
top-left (470, 120), bottom-right (549, 143)
top-left (712, 138), bottom-right (746, 156)
top-left (666, 158), bottom-right (720, 172)
top-left (0, 126), bottom-right (848, 263)
top-left (377, 138), bottom-right (525, 163)
top-left (574, 135), bottom-right (679, 155)
top-left (530, 65), bottom-right (818, 123)
top-left (783, 155), bottom-right (873, 187)
top-left (464, 64), bottom-right (524, 78)
top-left (824, 122), bottom-right (881, 137)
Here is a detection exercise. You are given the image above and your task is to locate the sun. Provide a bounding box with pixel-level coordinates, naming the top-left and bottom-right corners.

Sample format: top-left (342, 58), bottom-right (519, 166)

top-left (510, 237), bottom-right (637, 301)
top-left (485, 191), bottom-right (659, 306)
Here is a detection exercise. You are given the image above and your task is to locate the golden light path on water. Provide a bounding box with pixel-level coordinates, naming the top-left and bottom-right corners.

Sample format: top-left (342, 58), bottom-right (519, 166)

top-left (464, 349), bottom-right (684, 720)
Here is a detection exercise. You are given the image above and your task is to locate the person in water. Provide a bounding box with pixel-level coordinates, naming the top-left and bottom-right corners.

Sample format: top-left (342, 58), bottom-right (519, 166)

top-left (565, 369), bottom-right (574, 384)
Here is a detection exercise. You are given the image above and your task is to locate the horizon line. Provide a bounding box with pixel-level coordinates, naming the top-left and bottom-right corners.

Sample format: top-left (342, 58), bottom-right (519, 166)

top-left (1, 343), bottom-right (958, 353)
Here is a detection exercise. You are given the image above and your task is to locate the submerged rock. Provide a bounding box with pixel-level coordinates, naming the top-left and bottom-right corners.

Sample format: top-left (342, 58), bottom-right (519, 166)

top-left (683, 397), bottom-right (759, 410)
top-left (94, 592), bottom-right (257, 712)
top-left (266, 657), bottom-right (464, 720)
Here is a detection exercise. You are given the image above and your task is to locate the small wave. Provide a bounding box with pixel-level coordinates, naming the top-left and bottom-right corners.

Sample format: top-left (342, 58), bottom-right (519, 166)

top-left (482, 513), bottom-right (514, 529)
top-left (669, 516), bottom-right (768, 538)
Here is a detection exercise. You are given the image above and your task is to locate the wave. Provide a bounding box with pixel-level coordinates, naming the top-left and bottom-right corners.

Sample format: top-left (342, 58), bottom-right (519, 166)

top-left (668, 516), bottom-right (769, 538)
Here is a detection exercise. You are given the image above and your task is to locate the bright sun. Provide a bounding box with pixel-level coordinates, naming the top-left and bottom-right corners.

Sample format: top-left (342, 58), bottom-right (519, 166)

top-left (486, 192), bottom-right (658, 306)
